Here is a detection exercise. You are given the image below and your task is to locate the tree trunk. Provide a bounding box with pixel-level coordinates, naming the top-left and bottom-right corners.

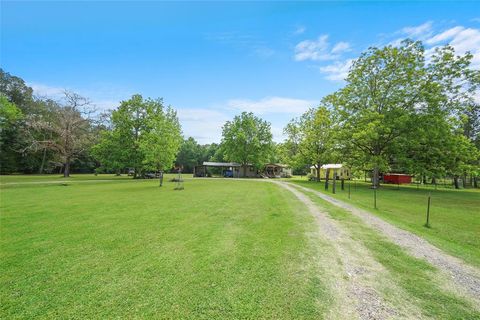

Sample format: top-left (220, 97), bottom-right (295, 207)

top-left (332, 170), bottom-right (337, 194)
top-left (316, 163), bottom-right (321, 182)
top-left (324, 168), bottom-right (330, 190)
top-left (453, 176), bottom-right (459, 189)
top-left (372, 166), bottom-right (379, 189)
top-left (64, 159), bottom-right (70, 177)
top-left (431, 177), bottom-right (436, 185)
top-left (243, 165), bottom-right (247, 178)
top-left (341, 178), bottom-right (345, 190)
top-left (39, 147), bottom-right (47, 174)
top-left (474, 176), bottom-right (478, 188)
top-left (422, 175), bottom-right (427, 184)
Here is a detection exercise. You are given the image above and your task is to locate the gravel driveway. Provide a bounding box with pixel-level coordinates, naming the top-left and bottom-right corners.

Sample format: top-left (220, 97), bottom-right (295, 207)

top-left (286, 181), bottom-right (480, 304)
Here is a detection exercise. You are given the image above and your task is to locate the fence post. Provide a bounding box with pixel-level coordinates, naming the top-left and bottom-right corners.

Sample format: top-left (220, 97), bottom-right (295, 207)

top-left (425, 193), bottom-right (431, 227)
top-left (374, 187), bottom-right (377, 209)
top-left (333, 170), bottom-right (337, 194)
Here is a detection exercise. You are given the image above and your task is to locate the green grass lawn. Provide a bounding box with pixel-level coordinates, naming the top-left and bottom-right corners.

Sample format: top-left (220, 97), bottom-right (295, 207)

top-left (291, 178), bottom-right (480, 267)
top-left (0, 177), bottom-right (328, 319)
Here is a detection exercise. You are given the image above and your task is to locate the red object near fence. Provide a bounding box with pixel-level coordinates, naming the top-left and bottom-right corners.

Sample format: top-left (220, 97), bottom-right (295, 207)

top-left (383, 173), bottom-right (412, 184)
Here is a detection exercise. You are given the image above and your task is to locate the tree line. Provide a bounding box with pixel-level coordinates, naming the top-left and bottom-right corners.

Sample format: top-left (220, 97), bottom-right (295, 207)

top-left (0, 69), bottom-right (274, 177)
top-left (278, 40), bottom-right (480, 188)
top-left (1, 39), bottom-right (479, 187)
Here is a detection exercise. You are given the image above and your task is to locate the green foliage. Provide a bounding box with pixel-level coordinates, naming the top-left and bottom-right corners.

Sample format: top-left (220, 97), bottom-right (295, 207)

top-left (282, 106), bottom-right (337, 179)
top-left (0, 95), bottom-right (22, 127)
top-left (0, 70), bottom-right (98, 174)
top-left (221, 112), bottom-right (273, 169)
top-left (175, 137), bottom-right (203, 172)
top-left (329, 40), bottom-right (480, 186)
top-left (93, 95), bottom-right (182, 176)
top-left (91, 129), bottom-right (125, 174)
top-left (140, 105), bottom-right (182, 171)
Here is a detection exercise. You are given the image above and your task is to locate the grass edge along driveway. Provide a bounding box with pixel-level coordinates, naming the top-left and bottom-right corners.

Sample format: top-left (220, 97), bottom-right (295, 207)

top-left (291, 179), bottom-right (480, 268)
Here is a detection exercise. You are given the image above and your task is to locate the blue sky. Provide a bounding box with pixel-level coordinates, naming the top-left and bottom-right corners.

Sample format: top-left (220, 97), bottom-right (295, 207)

top-left (2, 1), bottom-right (480, 143)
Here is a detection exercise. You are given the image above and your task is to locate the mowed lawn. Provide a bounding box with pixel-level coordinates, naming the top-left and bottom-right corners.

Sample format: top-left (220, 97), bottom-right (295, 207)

top-left (292, 179), bottom-right (480, 267)
top-left (0, 177), bottom-right (326, 319)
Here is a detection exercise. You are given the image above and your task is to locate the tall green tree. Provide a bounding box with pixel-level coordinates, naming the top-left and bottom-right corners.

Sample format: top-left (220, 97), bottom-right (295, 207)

top-left (221, 112), bottom-right (273, 176)
top-left (301, 106), bottom-right (335, 181)
top-left (93, 94), bottom-right (182, 179)
top-left (140, 104), bottom-right (182, 184)
top-left (332, 40), bottom-right (479, 188)
top-left (175, 137), bottom-right (203, 173)
top-left (332, 41), bottom-right (426, 187)
top-left (91, 129), bottom-right (125, 175)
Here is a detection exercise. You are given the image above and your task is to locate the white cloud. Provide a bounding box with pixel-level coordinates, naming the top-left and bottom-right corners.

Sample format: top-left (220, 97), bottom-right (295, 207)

top-left (177, 108), bottom-right (229, 144)
top-left (29, 83), bottom-right (65, 99)
top-left (386, 22), bottom-right (480, 69)
top-left (331, 41), bottom-right (351, 54)
top-left (92, 99), bottom-right (120, 111)
top-left (294, 35), bottom-right (330, 61)
top-left (227, 96), bottom-right (315, 115)
top-left (294, 35), bottom-right (350, 61)
top-left (401, 21), bottom-right (433, 39)
top-left (270, 125), bottom-right (286, 142)
top-left (29, 82), bottom-right (129, 111)
top-left (425, 26), bottom-right (464, 44)
top-left (319, 59), bottom-right (354, 81)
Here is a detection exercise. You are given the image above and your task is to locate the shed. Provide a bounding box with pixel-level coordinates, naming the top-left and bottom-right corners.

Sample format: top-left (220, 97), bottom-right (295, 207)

top-left (383, 173), bottom-right (412, 184)
top-left (310, 164), bottom-right (351, 180)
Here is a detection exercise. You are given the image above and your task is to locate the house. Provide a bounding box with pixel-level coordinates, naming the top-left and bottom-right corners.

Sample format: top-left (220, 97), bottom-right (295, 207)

top-left (264, 163), bottom-right (292, 178)
top-left (310, 164), bottom-right (351, 180)
top-left (194, 162), bottom-right (258, 178)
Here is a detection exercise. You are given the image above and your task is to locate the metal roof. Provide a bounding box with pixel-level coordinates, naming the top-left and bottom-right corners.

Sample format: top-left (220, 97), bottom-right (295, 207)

top-left (310, 164), bottom-right (345, 169)
top-left (202, 162), bottom-right (242, 167)
top-left (264, 163), bottom-right (290, 168)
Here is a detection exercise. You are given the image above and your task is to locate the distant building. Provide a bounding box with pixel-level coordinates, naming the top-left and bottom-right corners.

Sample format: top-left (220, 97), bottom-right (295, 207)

top-left (264, 163), bottom-right (292, 178)
top-left (310, 164), bottom-right (351, 180)
top-left (194, 162), bottom-right (257, 178)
